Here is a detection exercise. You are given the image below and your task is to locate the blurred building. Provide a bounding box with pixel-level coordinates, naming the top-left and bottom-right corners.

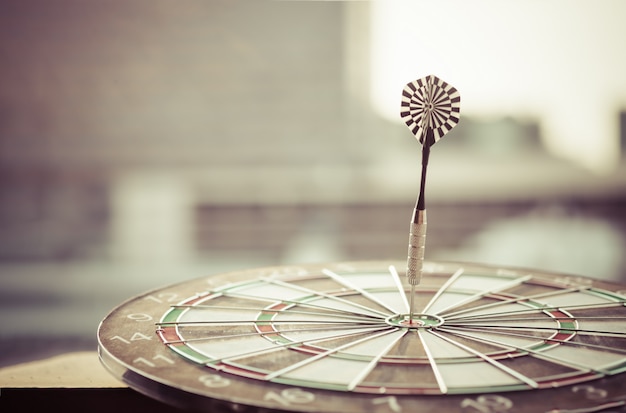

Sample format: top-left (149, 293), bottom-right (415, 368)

top-left (0, 0), bottom-right (625, 366)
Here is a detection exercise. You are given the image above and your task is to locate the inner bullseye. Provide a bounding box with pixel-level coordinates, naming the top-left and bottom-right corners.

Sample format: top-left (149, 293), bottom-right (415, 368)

top-left (385, 313), bottom-right (444, 329)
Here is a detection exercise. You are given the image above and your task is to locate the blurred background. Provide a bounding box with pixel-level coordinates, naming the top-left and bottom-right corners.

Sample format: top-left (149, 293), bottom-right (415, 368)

top-left (1, 0), bottom-right (625, 367)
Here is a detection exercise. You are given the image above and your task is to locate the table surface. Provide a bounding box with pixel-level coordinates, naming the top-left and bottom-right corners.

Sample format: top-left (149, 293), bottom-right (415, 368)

top-left (0, 352), bottom-right (191, 412)
top-left (0, 351), bottom-right (123, 388)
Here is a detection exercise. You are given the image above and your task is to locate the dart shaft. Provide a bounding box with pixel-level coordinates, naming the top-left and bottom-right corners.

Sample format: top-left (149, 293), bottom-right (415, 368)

top-left (407, 209), bottom-right (426, 319)
top-left (409, 284), bottom-right (416, 322)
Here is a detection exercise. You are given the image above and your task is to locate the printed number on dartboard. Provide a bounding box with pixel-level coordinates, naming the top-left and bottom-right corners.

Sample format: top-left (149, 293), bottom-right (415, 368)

top-left (461, 395), bottom-right (513, 413)
top-left (199, 374), bottom-right (231, 388)
top-left (264, 388), bottom-right (315, 407)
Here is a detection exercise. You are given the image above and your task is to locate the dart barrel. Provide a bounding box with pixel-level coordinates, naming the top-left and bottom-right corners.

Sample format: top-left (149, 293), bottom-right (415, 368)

top-left (406, 209), bottom-right (427, 285)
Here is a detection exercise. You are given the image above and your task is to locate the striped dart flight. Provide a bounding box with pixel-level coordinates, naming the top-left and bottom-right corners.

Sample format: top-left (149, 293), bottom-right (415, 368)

top-left (400, 74), bottom-right (461, 146)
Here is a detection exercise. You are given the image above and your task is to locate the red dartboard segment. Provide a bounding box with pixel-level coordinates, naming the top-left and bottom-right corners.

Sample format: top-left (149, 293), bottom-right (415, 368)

top-left (157, 326), bottom-right (181, 344)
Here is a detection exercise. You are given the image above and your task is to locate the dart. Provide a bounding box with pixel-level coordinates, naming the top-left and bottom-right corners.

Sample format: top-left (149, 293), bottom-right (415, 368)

top-left (400, 75), bottom-right (461, 322)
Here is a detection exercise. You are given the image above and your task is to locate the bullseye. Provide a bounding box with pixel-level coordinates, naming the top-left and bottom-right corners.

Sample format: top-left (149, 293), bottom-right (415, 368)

top-left (385, 313), bottom-right (444, 329)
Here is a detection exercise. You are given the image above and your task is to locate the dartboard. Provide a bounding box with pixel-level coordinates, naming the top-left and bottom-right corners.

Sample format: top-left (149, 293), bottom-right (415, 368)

top-left (98, 261), bottom-right (626, 413)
